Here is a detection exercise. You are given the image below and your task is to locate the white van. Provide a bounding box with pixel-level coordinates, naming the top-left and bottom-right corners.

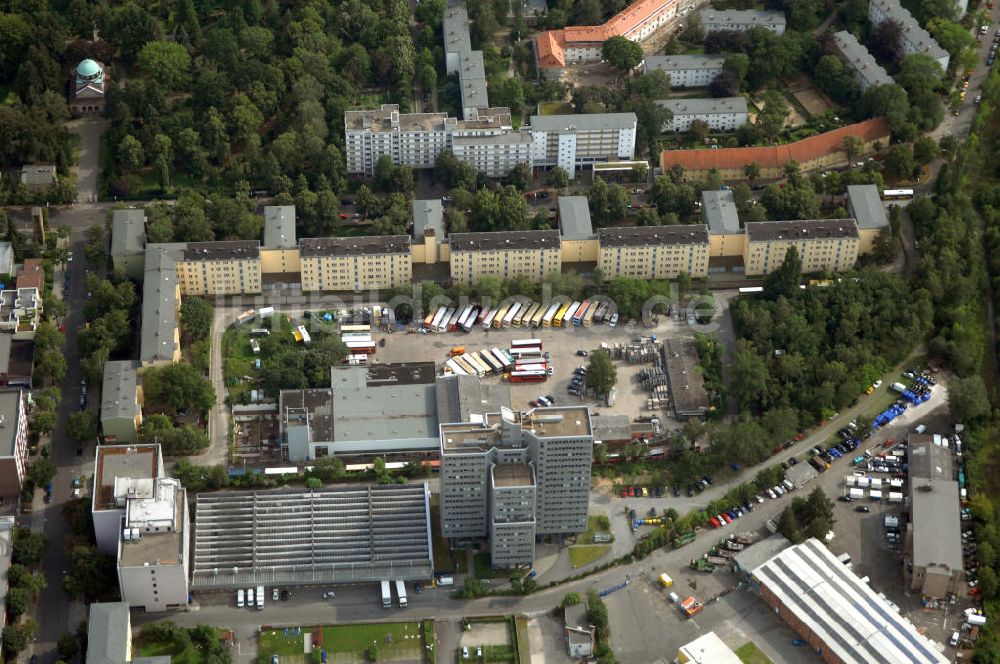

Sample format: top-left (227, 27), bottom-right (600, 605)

top-left (949, 631), bottom-right (960, 646)
top-left (668, 591), bottom-right (680, 604)
top-left (256, 585), bottom-right (264, 610)
top-left (247, 587), bottom-right (255, 606)
top-left (237, 589), bottom-right (245, 607)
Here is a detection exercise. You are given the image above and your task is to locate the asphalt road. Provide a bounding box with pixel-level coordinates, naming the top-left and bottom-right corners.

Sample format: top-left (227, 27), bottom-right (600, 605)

top-left (30, 230), bottom-right (96, 660)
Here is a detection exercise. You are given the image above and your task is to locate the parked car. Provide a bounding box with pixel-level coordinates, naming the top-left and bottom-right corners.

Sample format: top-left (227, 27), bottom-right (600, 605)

top-left (856, 506), bottom-right (871, 513)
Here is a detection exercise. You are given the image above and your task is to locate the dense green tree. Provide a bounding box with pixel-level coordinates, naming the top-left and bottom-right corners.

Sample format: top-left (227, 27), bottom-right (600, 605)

top-left (585, 351), bottom-right (617, 397)
top-left (180, 296), bottom-right (213, 341)
top-left (602, 36), bottom-right (644, 75)
top-left (546, 167), bottom-right (570, 192)
top-left (948, 376), bottom-right (991, 423)
top-left (65, 412), bottom-right (98, 445)
top-left (884, 144), bottom-right (915, 179)
top-left (141, 363), bottom-right (215, 415)
top-left (137, 41), bottom-right (192, 89)
top-left (12, 528), bottom-right (46, 566)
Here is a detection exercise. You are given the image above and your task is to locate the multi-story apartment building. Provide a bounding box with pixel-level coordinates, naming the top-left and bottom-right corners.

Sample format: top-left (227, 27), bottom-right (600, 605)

top-left (449, 230), bottom-right (562, 286)
top-left (643, 54), bottom-right (726, 87)
top-left (299, 236), bottom-right (412, 292)
top-left (699, 9), bottom-right (787, 34)
top-left (175, 241), bottom-right (262, 296)
top-left (111, 209), bottom-right (147, 281)
top-left (100, 360), bottom-right (142, 444)
top-left (261, 205), bottom-right (301, 276)
top-left (0, 390), bottom-right (28, 497)
top-left (139, 245), bottom-right (183, 367)
top-left (869, 0), bottom-right (949, 71)
top-left (534, 0), bottom-right (692, 69)
top-left (443, 3), bottom-right (473, 73)
top-left (451, 108), bottom-right (533, 178)
top-left (831, 31), bottom-right (894, 91)
top-left (345, 105), bottom-right (457, 175)
top-left (0, 287), bottom-right (41, 340)
top-left (661, 118), bottom-right (891, 181)
top-left (439, 407), bottom-right (593, 568)
top-left (845, 184), bottom-right (890, 253)
top-left (597, 226), bottom-right (711, 280)
top-left (529, 113), bottom-right (638, 179)
top-left (743, 219), bottom-right (860, 276)
top-left (92, 445), bottom-right (166, 555)
top-left (658, 97), bottom-right (748, 132)
top-left (91, 443), bottom-right (189, 612)
top-left (117, 477), bottom-right (189, 612)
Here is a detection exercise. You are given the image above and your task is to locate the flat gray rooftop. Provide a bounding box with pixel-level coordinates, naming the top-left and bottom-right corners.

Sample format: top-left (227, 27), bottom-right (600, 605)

top-left (699, 8), bottom-right (786, 27)
top-left (86, 603), bottom-right (132, 664)
top-left (264, 205), bottom-right (297, 249)
top-left (558, 196), bottom-right (596, 240)
top-left (191, 484), bottom-right (433, 588)
top-left (910, 477), bottom-right (963, 574)
top-left (846, 184), bottom-right (889, 231)
top-left (907, 438), bottom-right (953, 480)
top-left (493, 463), bottom-right (534, 488)
top-left (0, 391), bottom-right (22, 458)
top-left (140, 244), bottom-right (184, 364)
top-left (329, 363), bottom-right (438, 442)
top-left (94, 444), bottom-right (160, 511)
top-left (435, 374), bottom-right (511, 425)
top-left (529, 112), bottom-right (637, 132)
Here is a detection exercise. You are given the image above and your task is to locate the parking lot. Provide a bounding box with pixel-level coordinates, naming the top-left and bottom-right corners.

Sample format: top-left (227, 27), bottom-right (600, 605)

top-left (373, 315), bottom-right (702, 422)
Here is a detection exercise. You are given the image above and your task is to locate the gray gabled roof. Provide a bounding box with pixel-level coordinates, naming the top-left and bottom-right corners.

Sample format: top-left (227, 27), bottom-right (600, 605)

top-left (832, 32), bottom-right (894, 88)
top-left (413, 200), bottom-right (445, 241)
top-left (86, 602), bottom-right (132, 664)
top-left (846, 185), bottom-right (889, 231)
top-left (657, 97), bottom-right (748, 116)
top-left (558, 196), bottom-right (595, 240)
top-left (702, 190), bottom-right (742, 235)
top-left (869, 0), bottom-right (948, 63)
top-left (263, 206), bottom-right (297, 249)
top-left (102, 360), bottom-right (140, 421)
top-left (111, 209), bottom-right (146, 258)
top-left (139, 244), bottom-right (185, 364)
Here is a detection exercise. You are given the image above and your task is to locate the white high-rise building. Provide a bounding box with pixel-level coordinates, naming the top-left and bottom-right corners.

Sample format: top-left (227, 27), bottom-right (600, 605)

top-left (528, 113), bottom-right (638, 179)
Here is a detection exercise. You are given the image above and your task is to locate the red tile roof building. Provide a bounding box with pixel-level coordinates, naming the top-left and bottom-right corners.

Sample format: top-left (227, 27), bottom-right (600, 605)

top-left (535, 0), bottom-right (680, 69)
top-left (659, 118), bottom-right (891, 181)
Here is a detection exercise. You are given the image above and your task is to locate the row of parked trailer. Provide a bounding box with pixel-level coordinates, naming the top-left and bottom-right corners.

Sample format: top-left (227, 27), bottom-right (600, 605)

top-left (422, 300), bottom-right (619, 333)
top-left (443, 340), bottom-right (550, 383)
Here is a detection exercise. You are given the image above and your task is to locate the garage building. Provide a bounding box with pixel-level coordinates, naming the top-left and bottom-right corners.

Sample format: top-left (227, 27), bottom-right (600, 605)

top-left (191, 483), bottom-right (433, 589)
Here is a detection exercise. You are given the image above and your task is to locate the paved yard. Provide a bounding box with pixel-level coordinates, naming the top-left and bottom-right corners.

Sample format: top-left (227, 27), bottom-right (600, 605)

top-left (458, 621), bottom-right (510, 648)
top-left (526, 615), bottom-right (575, 664)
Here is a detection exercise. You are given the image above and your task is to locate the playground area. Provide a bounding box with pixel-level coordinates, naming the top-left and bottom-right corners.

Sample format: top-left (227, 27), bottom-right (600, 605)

top-left (259, 622), bottom-right (432, 664)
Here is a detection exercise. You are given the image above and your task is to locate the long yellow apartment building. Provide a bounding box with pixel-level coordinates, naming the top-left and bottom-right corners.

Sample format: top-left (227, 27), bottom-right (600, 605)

top-left (175, 241), bottom-right (263, 296)
top-left (299, 236), bottom-right (412, 291)
top-left (598, 226), bottom-right (711, 279)
top-left (449, 230), bottom-right (562, 286)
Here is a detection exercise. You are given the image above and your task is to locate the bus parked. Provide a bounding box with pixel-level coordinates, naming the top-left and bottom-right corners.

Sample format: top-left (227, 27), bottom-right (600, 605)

top-left (341, 324), bottom-right (371, 334)
top-left (492, 305), bottom-right (510, 329)
top-left (467, 352), bottom-right (492, 375)
top-left (572, 300), bottom-right (590, 326)
top-left (481, 308), bottom-right (498, 330)
top-left (530, 305), bottom-right (546, 328)
top-left (510, 348), bottom-right (543, 361)
top-left (480, 351), bottom-right (504, 373)
top-left (542, 302), bottom-right (561, 327)
top-left (509, 370), bottom-right (547, 383)
top-left (491, 348), bottom-right (513, 370)
top-left (517, 303), bottom-right (538, 328)
top-left (553, 302), bottom-right (571, 327)
top-left (562, 302), bottom-right (581, 328)
top-left (455, 306), bottom-right (474, 331)
top-left (429, 306), bottom-right (448, 331)
top-left (583, 302), bottom-right (597, 327)
top-left (511, 339), bottom-right (543, 351)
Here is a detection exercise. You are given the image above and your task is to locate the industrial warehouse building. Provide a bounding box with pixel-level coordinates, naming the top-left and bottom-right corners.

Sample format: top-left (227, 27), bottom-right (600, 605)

top-left (750, 538), bottom-right (948, 664)
top-left (191, 483), bottom-right (433, 589)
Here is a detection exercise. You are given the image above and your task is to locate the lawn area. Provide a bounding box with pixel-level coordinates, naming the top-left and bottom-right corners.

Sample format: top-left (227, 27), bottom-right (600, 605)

top-left (136, 626), bottom-right (231, 664)
top-left (577, 515), bottom-right (613, 544)
top-left (735, 641), bottom-right (774, 664)
top-left (569, 544), bottom-right (611, 568)
top-left (537, 101), bottom-right (573, 115)
top-left (474, 551), bottom-right (496, 579)
top-left (259, 628), bottom-right (306, 657)
top-left (320, 622), bottom-right (425, 658)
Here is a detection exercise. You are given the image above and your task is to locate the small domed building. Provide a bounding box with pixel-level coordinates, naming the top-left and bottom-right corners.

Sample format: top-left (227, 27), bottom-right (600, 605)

top-left (69, 58), bottom-right (107, 116)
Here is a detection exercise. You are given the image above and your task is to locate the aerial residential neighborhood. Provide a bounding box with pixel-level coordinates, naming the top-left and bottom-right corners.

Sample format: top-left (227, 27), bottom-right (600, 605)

top-left (0, 0), bottom-right (999, 662)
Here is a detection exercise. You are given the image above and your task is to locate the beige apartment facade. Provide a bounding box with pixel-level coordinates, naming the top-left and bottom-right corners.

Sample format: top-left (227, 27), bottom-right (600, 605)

top-left (597, 226), bottom-right (711, 280)
top-left (449, 231), bottom-right (562, 286)
top-left (175, 241), bottom-right (262, 296)
top-left (299, 236), bottom-right (412, 292)
top-left (743, 220), bottom-right (859, 276)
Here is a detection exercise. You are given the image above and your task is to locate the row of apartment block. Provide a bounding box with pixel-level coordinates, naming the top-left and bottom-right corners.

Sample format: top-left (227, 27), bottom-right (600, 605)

top-left (868, 0), bottom-right (949, 71)
top-left (344, 104), bottom-right (638, 180)
top-left (657, 97), bottom-right (749, 133)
